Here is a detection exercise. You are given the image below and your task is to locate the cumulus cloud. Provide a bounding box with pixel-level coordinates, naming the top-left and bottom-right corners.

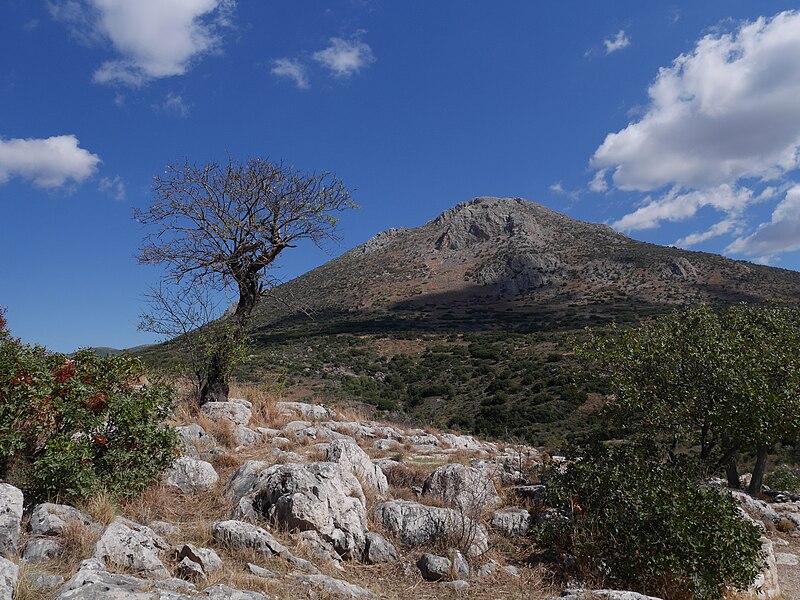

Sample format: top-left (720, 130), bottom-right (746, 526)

top-left (313, 34), bottom-right (375, 78)
top-left (612, 184), bottom-right (754, 232)
top-left (726, 186), bottom-right (800, 256)
top-left (271, 58), bottom-right (309, 89)
top-left (675, 218), bottom-right (741, 248)
top-left (589, 169), bottom-right (609, 192)
top-left (50, 0), bottom-right (235, 86)
top-left (592, 11), bottom-right (800, 192)
top-left (604, 30), bottom-right (630, 54)
top-left (0, 135), bottom-right (101, 188)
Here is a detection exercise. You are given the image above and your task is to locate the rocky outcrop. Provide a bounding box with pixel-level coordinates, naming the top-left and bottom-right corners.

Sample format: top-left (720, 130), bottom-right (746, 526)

top-left (422, 463), bottom-right (500, 513)
top-left (201, 399), bottom-right (252, 426)
top-left (0, 556), bottom-right (18, 600)
top-left (276, 401), bottom-right (335, 421)
top-left (0, 483), bottom-right (23, 556)
top-left (326, 438), bottom-right (389, 495)
top-left (165, 457), bottom-right (219, 493)
top-left (211, 519), bottom-right (319, 573)
top-left (556, 591), bottom-right (663, 600)
top-left (28, 503), bottom-right (96, 537)
top-left (92, 518), bottom-right (170, 579)
top-left (290, 572), bottom-right (377, 599)
top-left (374, 500), bottom-right (489, 557)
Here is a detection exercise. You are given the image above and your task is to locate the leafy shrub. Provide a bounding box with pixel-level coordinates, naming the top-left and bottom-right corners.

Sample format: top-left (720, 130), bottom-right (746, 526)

top-left (0, 314), bottom-right (178, 501)
top-left (765, 464), bottom-right (800, 494)
top-left (536, 445), bottom-right (764, 600)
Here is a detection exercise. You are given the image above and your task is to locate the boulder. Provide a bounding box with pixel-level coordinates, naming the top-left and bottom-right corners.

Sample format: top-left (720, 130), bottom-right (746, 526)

top-left (556, 591), bottom-right (663, 600)
top-left (92, 518), bottom-right (170, 579)
top-left (752, 536), bottom-right (781, 599)
top-left (24, 570), bottom-right (64, 589)
top-left (422, 464), bottom-right (500, 513)
top-left (28, 502), bottom-right (96, 537)
top-left (491, 508), bottom-right (532, 537)
top-left (240, 462), bottom-right (369, 559)
top-left (23, 538), bottom-right (61, 563)
top-left (513, 484), bottom-right (547, 503)
top-left (175, 424), bottom-right (216, 455)
top-left (276, 401), bottom-right (335, 421)
top-left (326, 438), bottom-right (389, 495)
top-left (201, 399), bottom-right (252, 426)
top-left (417, 553), bottom-right (451, 581)
top-left (440, 433), bottom-right (483, 451)
top-left (290, 572), bottom-right (377, 599)
top-left (299, 530), bottom-right (342, 566)
top-left (165, 457), bottom-right (219, 493)
top-left (177, 556), bottom-right (205, 582)
top-left (175, 544), bottom-right (223, 575)
top-left (234, 425), bottom-right (262, 447)
top-left (54, 557), bottom-right (195, 599)
top-left (0, 483), bottom-right (23, 556)
top-left (363, 532), bottom-right (398, 564)
top-left (374, 500), bottom-right (489, 557)
top-left (0, 556), bottom-right (18, 600)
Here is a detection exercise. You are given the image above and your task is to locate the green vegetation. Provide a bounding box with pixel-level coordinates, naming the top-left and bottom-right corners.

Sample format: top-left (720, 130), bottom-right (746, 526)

top-left (0, 310), bottom-right (177, 501)
top-left (580, 303), bottom-right (800, 494)
top-left (538, 444), bottom-right (764, 600)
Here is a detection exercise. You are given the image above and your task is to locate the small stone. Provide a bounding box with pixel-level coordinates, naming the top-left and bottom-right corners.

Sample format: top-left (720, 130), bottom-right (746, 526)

top-left (28, 503), bottom-right (95, 537)
top-left (443, 579), bottom-right (470, 591)
top-left (491, 508), bottom-right (532, 537)
top-left (363, 532), bottom-right (398, 564)
top-left (176, 544), bottom-right (223, 574)
top-left (476, 560), bottom-right (499, 578)
top-left (417, 553), bottom-right (452, 581)
top-left (149, 520), bottom-right (181, 537)
top-left (201, 400), bottom-right (252, 426)
top-left (24, 570), bottom-right (64, 589)
top-left (502, 565), bottom-right (519, 577)
top-left (775, 552), bottom-right (799, 566)
top-left (177, 556), bottom-right (205, 582)
top-left (164, 456), bottom-right (219, 493)
top-left (247, 563), bottom-right (277, 578)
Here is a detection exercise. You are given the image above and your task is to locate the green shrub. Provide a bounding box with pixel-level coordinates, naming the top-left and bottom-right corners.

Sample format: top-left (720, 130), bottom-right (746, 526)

top-left (0, 315), bottom-right (178, 501)
top-left (765, 464), bottom-right (800, 494)
top-left (537, 445), bottom-right (764, 600)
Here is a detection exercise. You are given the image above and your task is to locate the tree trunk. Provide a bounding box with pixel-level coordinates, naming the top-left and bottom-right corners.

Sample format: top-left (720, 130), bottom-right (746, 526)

top-left (199, 347), bottom-right (230, 405)
top-left (747, 445), bottom-right (770, 496)
top-left (234, 272), bottom-right (260, 325)
top-left (725, 456), bottom-right (740, 489)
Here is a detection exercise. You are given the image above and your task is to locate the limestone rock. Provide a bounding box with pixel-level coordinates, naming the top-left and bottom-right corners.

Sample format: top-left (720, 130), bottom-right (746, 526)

top-left (176, 424), bottom-right (216, 456)
top-left (556, 590), bottom-right (663, 600)
top-left (233, 425), bottom-right (262, 447)
top-left (374, 500), bottom-right (489, 557)
top-left (175, 544), bottom-right (223, 575)
top-left (753, 536), bottom-right (781, 599)
top-left (0, 556), bottom-right (18, 600)
top-left (204, 584), bottom-right (269, 599)
top-left (24, 570), bottom-right (64, 589)
top-left (422, 463), bottom-right (500, 513)
top-left (491, 508), bottom-right (532, 537)
top-left (23, 538), bottom-right (61, 563)
top-left (247, 562), bottom-right (277, 578)
top-left (55, 557), bottom-right (195, 599)
top-left (298, 530), bottom-right (342, 566)
top-left (290, 572), bottom-right (377, 598)
top-left (201, 399), bottom-right (252, 426)
top-left (93, 518), bottom-right (170, 579)
top-left (149, 521), bottom-right (181, 537)
top-left (243, 462), bottom-right (368, 559)
top-left (276, 401), bottom-right (335, 421)
top-left (177, 556), bottom-right (205, 582)
top-left (326, 438), bottom-right (389, 495)
top-left (29, 502), bottom-right (96, 537)
top-left (0, 483), bottom-right (23, 556)
top-left (165, 457), bottom-right (219, 493)
top-left (212, 520), bottom-right (287, 556)
top-left (363, 532), bottom-right (398, 564)
top-left (417, 553), bottom-right (451, 581)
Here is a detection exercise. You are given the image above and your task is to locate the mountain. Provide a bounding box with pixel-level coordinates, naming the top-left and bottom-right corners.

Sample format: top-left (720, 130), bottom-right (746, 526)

top-left (143, 197), bottom-right (800, 448)
top-left (251, 196), bottom-right (800, 333)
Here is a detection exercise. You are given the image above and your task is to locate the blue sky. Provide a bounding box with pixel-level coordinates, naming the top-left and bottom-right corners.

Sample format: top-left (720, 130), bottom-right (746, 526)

top-left (3, 1), bottom-right (800, 352)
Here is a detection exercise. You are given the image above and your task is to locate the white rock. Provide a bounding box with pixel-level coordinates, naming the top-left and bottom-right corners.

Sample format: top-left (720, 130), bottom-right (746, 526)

top-left (23, 538), bottom-right (61, 563)
top-left (417, 553), bottom-right (451, 581)
top-left (165, 457), bottom-right (219, 493)
top-left (28, 503), bottom-right (96, 537)
top-left (276, 401), bottom-right (335, 421)
top-left (422, 463), bottom-right (500, 513)
top-left (201, 400), bottom-right (252, 426)
top-left (363, 532), bottom-right (398, 564)
top-left (326, 438), bottom-right (389, 495)
top-left (93, 518), bottom-right (170, 579)
top-left (0, 483), bottom-right (23, 556)
top-left (491, 508), bottom-right (532, 537)
top-left (374, 500), bottom-right (489, 557)
top-left (176, 424), bottom-right (216, 455)
top-left (557, 590), bottom-right (662, 600)
top-left (290, 572), bottom-right (377, 598)
top-left (175, 544), bottom-right (223, 574)
top-left (0, 556), bottom-right (18, 600)
top-left (775, 552), bottom-right (799, 566)
top-left (233, 425), bottom-right (262, 447)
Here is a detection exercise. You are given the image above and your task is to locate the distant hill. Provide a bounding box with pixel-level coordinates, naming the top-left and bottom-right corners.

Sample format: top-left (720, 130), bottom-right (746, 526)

top-left (142, 197), bottom-right (800, 448)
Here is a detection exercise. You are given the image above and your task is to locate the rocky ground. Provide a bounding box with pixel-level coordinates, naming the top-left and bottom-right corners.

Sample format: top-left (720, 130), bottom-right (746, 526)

top-left (0, 387), bottom-right (792, 599)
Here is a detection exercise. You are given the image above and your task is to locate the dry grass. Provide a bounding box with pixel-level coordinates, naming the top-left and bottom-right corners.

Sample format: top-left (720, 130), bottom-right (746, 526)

top-left (13, 563), bottom-right (58, 600)
top-left (57, 519), bottom-right (102, 573)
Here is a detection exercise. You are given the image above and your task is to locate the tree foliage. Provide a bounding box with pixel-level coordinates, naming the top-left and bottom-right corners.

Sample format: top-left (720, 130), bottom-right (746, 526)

top-left (579, 304), bottom-right (800, 493)
top-left (0, 312), bottom-right (177, 501)
top-left (537, 444), bottom-right (764, 600)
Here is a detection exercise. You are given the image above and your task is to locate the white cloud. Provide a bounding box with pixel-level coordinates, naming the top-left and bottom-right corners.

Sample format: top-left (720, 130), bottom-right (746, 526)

top-left (549, 182), bottom-right (580, 202)
top-left (51, 0), bottom-right (235, 86)
top-left (612, 184), bottom-right (754, 231)
top-left (726, 185), bottom-right (800, 256)
top-left (153, 92), bottom-right (190, 117)
top-left (271, 58), bottom-right (309, 89)
top-left (592, 11), bottom-right (800, 191)
top-left (675, 217), bottom-right (741, 247)
top-left (98, 175), bottom-right (126, 200)
top-left (313, 34), bottom-right (375, 78)
top-left (0, 135), bottom-right (101, 188)
top-left (589, 169), bottom-right (608, 192)
top-left (604, 30), bottom-right (630, 54)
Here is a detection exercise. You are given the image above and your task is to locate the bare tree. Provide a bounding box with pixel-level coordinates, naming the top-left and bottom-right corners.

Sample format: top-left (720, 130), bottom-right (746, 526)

top-left (136, 158), bottom-right (353, 404)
